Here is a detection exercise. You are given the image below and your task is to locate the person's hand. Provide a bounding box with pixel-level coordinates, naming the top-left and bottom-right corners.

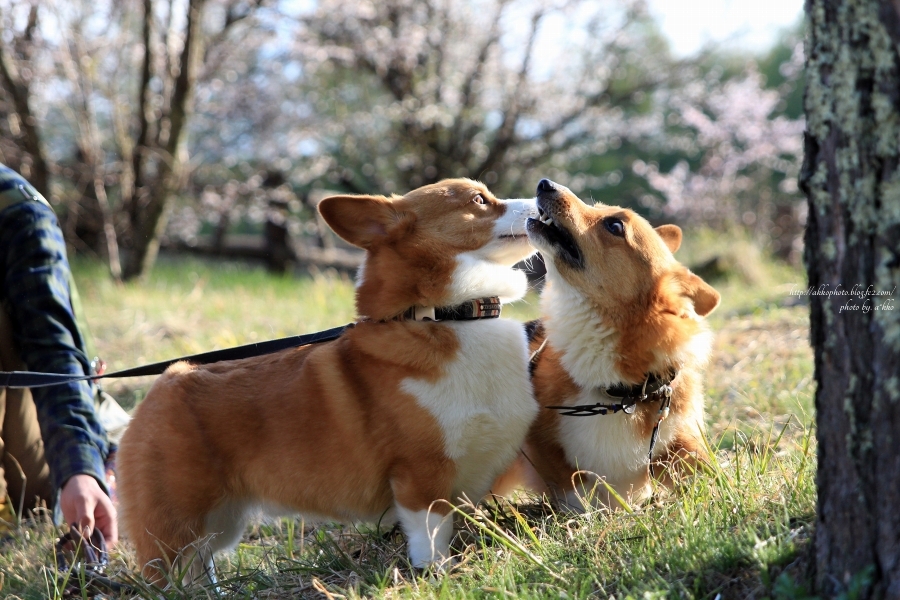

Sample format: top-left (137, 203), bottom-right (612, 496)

top-left (59, 474), bottom-right (118, 547)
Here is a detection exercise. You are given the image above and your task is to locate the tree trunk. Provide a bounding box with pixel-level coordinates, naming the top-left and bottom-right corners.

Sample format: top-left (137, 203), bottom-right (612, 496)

top-left (801, 1), bottom-right (900, 598)
top-left (123, 0), bottom-right (206, 281)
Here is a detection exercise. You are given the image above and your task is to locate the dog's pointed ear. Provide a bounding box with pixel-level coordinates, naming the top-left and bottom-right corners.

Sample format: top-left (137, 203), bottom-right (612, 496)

top-left (654, 224), bottom-right (682, 253)
top-left (318, 195), bottom-right (398, 249)
top-left (684, 271), bottom-right (720, 316)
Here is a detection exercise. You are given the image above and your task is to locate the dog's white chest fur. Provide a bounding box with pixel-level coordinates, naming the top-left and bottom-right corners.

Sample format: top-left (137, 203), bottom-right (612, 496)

top-left (557, 388), bottom-right (651, 483)
top-left (402, 319), bottom-right (537, 498)
top-left (556, 388), bottom-right (685, 507)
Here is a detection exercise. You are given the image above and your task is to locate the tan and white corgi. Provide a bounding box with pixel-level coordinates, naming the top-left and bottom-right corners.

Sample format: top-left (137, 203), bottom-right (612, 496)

top-left (117, 179), bottom-right (539, 582)
top-left (497, 178), bottom-right (720, 510)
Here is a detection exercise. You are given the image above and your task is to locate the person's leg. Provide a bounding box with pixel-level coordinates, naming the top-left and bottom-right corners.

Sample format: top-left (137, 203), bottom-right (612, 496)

top-left (0, 305), bottom-right (53, 517)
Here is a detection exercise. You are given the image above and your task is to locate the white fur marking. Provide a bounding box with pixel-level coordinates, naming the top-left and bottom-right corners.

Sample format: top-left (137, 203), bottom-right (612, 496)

top-left (541, 274), bottom-right (623, 388)
top-left (556, 386), bottom-right (705, 509)
top-left (355, 260), bottom-right (367, 289)
top-left (395, 504), bottom-right (454, 568)
top-left (558, 389), bottom-right (650, 481)
top-left (443, 198), bottom-right (536, 305)
top-left (401, 319), bottom-right (538, 498)
top-left (183, 546), bottom-right (218, 589)
top-left (475, 198), bottom-right (538, 265)
top-left (446, 255), bottom-right (528, 305)
top-left (203, 500), bottom-right (252, 557)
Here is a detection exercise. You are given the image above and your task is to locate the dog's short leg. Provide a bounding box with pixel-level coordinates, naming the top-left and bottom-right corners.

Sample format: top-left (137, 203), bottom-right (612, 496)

top-left (176, 500), bottom-right (250, 588)
top-left (183, 547), bottom-right (218, 590)
top-left (395, 502), bottom-right (454, 568)
top-left (391, 464), bottom-right (455, 568)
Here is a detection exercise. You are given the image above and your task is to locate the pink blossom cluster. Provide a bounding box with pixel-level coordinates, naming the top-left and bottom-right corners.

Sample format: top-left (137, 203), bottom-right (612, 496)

top-left (635, 44), bottom-right (806, 258)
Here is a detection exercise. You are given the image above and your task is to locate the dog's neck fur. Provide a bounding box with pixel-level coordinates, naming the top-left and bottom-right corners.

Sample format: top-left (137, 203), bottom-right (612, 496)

top-left (444, 252), bottom-right (528, 306)
top-left (541, 275), bottom-right (624, 389)
top-left (540, 265), bottom-right (713, 389)
top-left (355, 252), bottom-right (528, 320)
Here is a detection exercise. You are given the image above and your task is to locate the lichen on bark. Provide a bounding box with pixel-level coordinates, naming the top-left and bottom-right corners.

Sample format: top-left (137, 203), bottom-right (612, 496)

top-left (802, 0), bottom-right (900, 597)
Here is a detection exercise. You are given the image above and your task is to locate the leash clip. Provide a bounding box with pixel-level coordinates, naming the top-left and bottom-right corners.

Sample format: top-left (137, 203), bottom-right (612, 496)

top-left (659, 385), bottom-right (672, 420)
top-left (413, 306), bottom-right (438, 321)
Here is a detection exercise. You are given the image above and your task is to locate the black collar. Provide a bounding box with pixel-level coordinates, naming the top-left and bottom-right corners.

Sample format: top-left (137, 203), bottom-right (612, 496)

top-left (546, 369), bottom-right (677, 417)
top-left (606, 368), bottom-right (677, 401)
top-left (392, 296), bottom-right (502, 322)
top-left (524, 319), bottom-right (678, 416)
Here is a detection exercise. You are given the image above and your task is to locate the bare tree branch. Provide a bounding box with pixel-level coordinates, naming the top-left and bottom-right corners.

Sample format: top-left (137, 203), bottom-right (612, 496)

top-left (0, 5), bottom-right (50, 197)
top-left (449, 0), bottom-right (508, 163)
top-left (201, 0), bottom-right (265, 75)
top-left (474, 5), bottom-right (544, 177)
top-left (58, 23), bottom-right (123, 281)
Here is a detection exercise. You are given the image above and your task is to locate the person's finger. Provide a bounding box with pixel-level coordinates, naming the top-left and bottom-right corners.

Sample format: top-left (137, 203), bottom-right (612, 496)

top-left (73, 492), bottom-right (97, 538)
top-left (93, 493), bottom-right (118, 547)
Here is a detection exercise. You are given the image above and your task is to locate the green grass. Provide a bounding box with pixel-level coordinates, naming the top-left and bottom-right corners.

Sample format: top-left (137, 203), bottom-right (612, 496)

top-left (73, 256), bottom-right (361, 410)
top-left (0, 241), bottom-right (816, 599)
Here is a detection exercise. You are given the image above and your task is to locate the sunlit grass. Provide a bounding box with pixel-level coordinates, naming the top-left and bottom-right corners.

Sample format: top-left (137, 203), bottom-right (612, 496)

top-left (72, 256), bottom-right (359, 409)
top-left (0, 237), bottom-right (816, 599)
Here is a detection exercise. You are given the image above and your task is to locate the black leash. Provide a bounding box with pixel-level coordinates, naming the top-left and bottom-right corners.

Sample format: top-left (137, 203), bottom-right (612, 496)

top-left (545, 371), bottom-right (676, 473)
top-left (1, 296), bottom-right (506, 390)
top-left (646, 390), bottom-right (673, 474)
top-left (1, 324), bottom-right (350, 389)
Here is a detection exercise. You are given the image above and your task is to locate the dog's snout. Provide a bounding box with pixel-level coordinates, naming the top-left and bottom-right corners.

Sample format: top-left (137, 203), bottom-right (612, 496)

top-left (537, 179), bottom-right (557, 194)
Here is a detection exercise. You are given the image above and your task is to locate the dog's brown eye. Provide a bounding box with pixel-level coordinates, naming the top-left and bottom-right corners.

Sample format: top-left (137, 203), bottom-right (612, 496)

top-left (604, 218), bottom-right (625, 237)
top-left (473, 194), bottom-right (487, 205)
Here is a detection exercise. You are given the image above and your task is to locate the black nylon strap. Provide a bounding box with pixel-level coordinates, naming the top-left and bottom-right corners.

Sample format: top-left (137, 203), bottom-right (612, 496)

top-left (0, 324), bottom-right (350, 389)
top-left (546, 400), bottom-right (637, 416)
top-left (2, 295), bottom-right (508, 390)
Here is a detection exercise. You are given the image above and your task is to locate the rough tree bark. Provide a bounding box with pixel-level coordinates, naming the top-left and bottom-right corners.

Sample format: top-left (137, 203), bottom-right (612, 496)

top-left (801, 0), bottom-right (900, 597)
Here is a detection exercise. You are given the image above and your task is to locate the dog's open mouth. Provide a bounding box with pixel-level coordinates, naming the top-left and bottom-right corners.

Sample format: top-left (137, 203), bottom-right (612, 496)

top-left (527, 204), bottom-right (583, 268)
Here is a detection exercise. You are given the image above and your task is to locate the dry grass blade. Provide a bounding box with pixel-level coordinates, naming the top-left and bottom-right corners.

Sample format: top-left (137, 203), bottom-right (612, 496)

top-left (445, 497), bottom-right (564, 582)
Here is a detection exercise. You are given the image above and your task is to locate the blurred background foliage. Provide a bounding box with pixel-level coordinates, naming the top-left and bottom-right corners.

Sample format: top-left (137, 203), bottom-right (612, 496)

top-left (0, 0), bottom-right (805, 279)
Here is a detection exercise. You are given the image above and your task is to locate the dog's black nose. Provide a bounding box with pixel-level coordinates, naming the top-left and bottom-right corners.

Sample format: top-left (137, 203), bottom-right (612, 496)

top-left (537, 179), bottom-right (556, 194)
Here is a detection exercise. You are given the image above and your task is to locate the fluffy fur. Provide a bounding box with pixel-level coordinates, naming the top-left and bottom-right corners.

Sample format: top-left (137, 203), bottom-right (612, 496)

top-left (496, 179), bottom-right (720, 510)
top-left (117, 179), bottom-right (539, 583)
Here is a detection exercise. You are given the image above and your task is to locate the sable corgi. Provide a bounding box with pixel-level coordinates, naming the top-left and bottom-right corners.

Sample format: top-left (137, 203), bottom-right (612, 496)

top-left (497, 178), bottom-right (719, 510)
top-left (117, 179), bottom-right (539, 582)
